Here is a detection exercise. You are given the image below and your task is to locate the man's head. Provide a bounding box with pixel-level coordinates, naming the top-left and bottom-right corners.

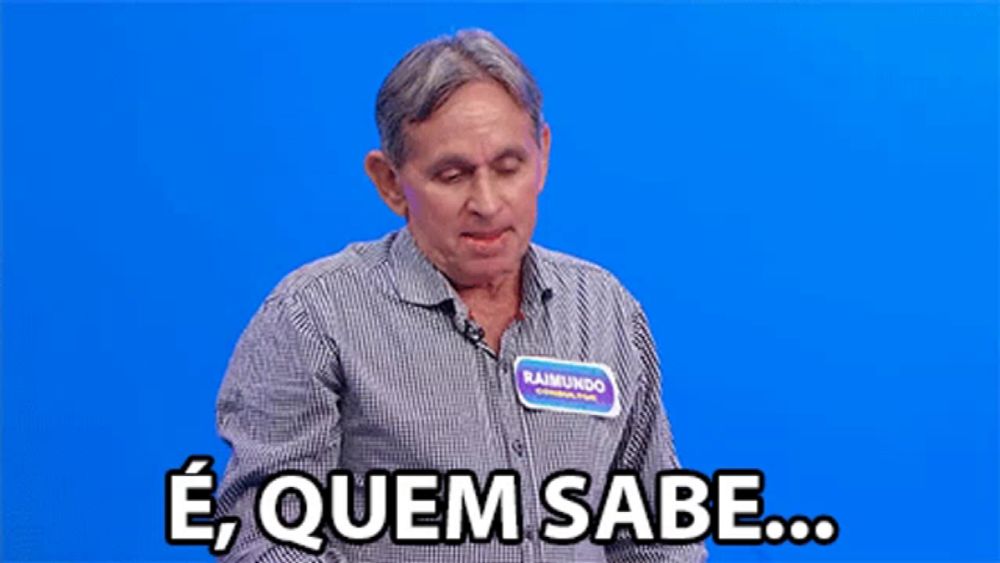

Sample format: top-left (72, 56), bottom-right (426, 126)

top-left (364, 29), bottom-right (551, 290)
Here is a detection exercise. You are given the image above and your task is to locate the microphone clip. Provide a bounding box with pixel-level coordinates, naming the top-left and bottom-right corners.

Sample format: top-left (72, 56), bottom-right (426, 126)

top-left (463, 319), bottom-right (486, 344)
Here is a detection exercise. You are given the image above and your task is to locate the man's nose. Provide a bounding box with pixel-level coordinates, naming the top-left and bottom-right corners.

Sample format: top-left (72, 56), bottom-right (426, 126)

top-left (467, 172), bottom-right (502, 218)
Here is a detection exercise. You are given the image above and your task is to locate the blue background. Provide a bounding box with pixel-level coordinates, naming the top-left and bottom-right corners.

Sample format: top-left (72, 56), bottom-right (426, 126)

top-left (3, 2), bottom-right (997, 561)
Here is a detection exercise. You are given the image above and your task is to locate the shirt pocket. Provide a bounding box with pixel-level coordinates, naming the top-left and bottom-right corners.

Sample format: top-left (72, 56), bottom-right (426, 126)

top-left (524, 409), bottom-right (624, 470)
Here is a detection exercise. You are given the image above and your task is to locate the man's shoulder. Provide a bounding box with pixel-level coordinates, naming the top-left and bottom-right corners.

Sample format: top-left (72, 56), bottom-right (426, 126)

top-left (533, 243), bottom-right (610, 274)
top-left (266, 232), bottom-right (396, 305)
top-left (531, 243), bottom-right (641, 311)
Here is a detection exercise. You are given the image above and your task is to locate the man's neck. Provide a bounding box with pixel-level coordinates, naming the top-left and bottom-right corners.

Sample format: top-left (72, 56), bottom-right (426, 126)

top-left (455, 273), bottom-right (522, 353)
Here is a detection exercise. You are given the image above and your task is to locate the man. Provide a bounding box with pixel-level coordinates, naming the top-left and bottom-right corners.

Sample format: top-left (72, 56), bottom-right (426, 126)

top-left (216, 29), bottom-right (706, 562)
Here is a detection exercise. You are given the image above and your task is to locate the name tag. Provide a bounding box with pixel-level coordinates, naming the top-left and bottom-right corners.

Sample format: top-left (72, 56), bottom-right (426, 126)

top-left (513, 355), bottom-right (620, 418)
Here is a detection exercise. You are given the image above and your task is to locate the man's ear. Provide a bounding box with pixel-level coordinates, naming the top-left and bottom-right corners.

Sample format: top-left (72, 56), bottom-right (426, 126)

top-left (364, 150), bottom-right (408, 217)
top-left (538, 123), bottom-right (552, 194)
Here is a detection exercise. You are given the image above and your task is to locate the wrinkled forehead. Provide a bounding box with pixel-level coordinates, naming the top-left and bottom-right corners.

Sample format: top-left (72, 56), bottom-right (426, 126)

top-left (400, 80), bottom-right (539, 165)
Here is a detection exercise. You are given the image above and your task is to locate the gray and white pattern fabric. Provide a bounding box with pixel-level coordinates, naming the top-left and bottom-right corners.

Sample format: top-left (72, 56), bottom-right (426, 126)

top-left (215, 227), bottom-right (708, 563)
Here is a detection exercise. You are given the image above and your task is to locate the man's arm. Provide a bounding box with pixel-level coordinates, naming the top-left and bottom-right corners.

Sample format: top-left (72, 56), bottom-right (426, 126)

top-left (215, 291), bottom-right (346, 562)
top-left (604, 304), bottom-right (708, 563)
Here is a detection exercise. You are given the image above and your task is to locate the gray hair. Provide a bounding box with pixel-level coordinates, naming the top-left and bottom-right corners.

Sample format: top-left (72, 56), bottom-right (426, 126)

top-left (375, 28), bottom-right (544, 165)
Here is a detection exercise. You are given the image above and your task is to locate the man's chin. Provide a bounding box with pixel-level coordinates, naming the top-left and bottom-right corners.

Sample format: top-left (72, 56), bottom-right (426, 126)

top-left (451, 258), bottom-right (521, 289)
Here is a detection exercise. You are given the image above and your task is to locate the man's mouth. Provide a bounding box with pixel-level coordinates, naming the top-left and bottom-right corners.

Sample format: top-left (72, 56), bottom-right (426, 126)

top-left (461, 228), bottom-right (509, 242)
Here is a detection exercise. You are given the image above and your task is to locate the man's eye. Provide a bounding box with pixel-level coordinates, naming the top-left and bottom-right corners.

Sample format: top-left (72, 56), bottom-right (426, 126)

top-left (437, 170), bottom-right (465, 183)
top-left (495, 158), bottom-right (522, 176)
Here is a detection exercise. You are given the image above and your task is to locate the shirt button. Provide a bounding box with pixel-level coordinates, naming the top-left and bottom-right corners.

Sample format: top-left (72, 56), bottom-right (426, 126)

top-left (512, 439), bottom-right (525, 456)
top-left (525, 529), bottom-right (537, 540)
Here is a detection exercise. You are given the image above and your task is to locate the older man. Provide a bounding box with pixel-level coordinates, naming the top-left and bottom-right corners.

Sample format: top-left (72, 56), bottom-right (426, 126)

top-left (216, 29), bottom-right (706, 562)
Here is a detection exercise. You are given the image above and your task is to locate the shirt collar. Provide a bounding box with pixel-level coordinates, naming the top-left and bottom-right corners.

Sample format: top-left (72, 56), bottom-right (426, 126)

top-left (388, 226), bottom-right (554, 311)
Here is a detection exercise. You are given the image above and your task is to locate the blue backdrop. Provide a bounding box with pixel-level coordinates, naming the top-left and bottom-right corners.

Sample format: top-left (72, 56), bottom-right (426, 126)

top-left (3, 2), bottom-right (997, 561)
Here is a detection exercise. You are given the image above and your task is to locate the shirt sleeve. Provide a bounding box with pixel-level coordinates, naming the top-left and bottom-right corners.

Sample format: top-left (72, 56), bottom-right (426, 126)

top-left (604, 304), bottom-right (709, 563)
top-left (214, 292), bottom-right (346, 562)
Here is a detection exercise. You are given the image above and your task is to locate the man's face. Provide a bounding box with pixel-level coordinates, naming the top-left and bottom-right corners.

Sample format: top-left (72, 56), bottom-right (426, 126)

top-left (393, 80), bottom-right (550, 289)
